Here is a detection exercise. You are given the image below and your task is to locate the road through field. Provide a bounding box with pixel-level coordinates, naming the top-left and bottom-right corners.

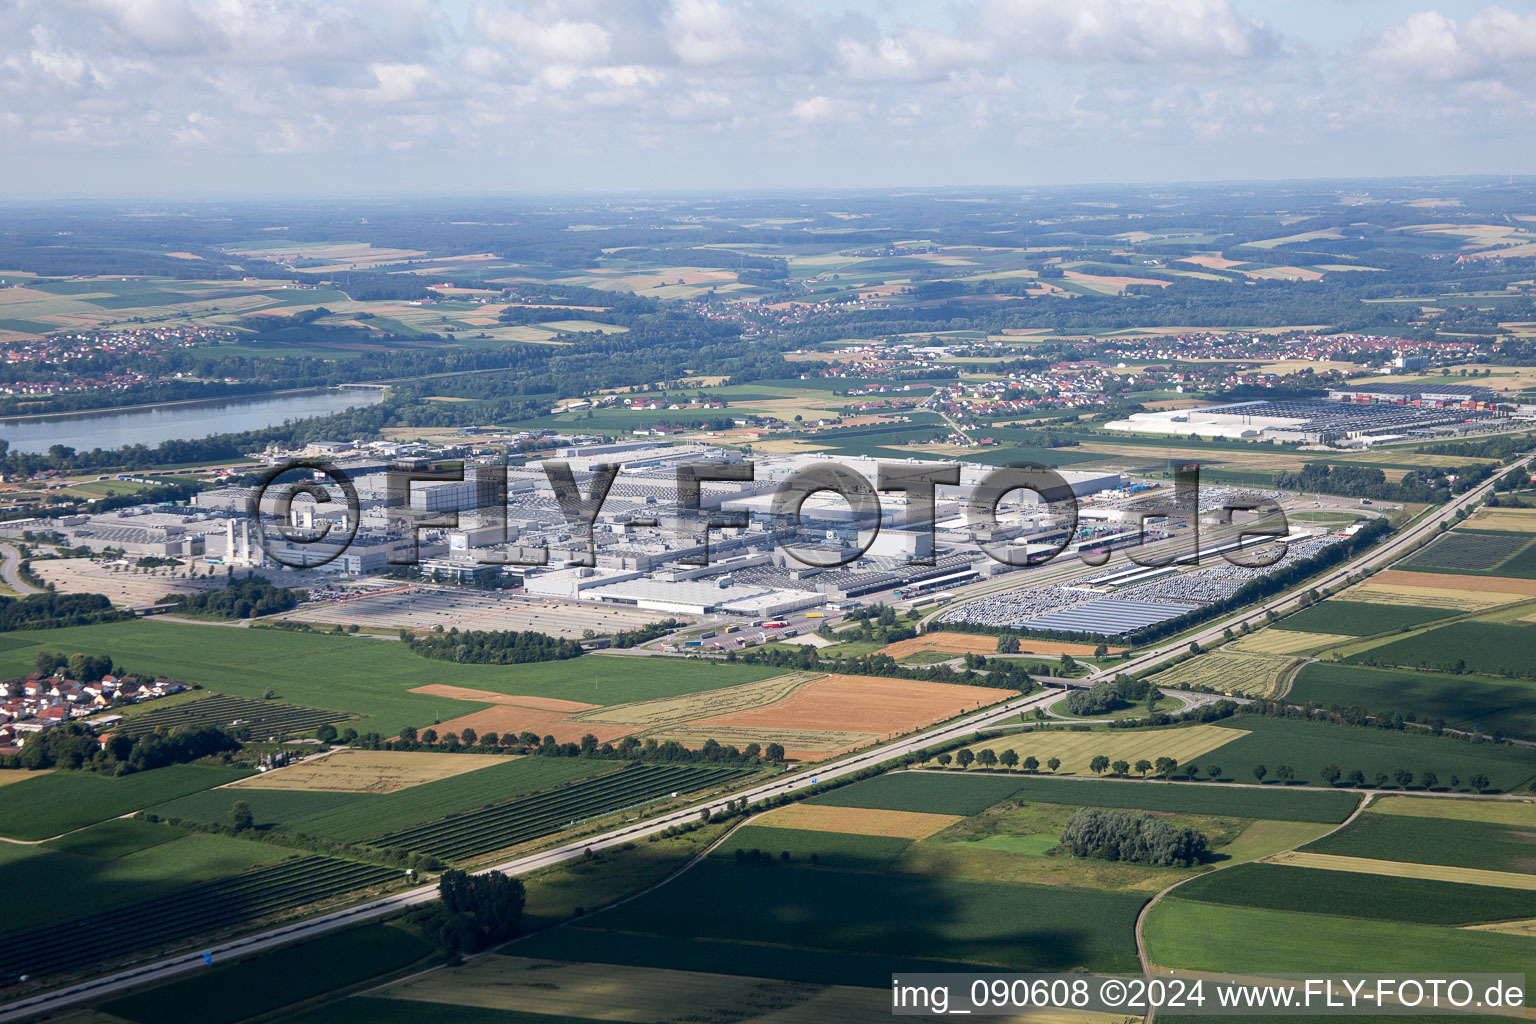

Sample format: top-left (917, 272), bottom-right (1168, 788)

top-left (0, 544), bottom-right (39, 596)
top-left (0, 456), bottom-right (1525, 1021)
top-left (0, 686), bottom-right (1063, 1022)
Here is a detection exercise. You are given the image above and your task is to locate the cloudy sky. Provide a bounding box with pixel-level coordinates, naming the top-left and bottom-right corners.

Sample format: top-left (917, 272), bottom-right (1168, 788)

top-left (1, 0), bottom-right (1533, 194)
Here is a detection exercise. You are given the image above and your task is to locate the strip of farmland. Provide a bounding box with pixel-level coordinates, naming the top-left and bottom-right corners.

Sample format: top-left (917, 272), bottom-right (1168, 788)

top-left (371, 763), bottom-right (752, 861)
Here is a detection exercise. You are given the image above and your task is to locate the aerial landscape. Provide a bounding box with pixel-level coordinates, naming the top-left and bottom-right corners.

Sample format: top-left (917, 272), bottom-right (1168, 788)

top-left (0, 1), bottom-right (1533, 1022)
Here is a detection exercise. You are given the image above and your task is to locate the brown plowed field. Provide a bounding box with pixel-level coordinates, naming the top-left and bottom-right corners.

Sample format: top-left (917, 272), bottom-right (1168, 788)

top-left (693, 674), bottom-right (1014, 739)
top-left (1374, 569), bottom-right (1536, 595)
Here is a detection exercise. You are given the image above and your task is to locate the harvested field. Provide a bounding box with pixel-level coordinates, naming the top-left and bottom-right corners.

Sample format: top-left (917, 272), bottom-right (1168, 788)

top-left (1465, 918), bottom-right (1536, 936)
top-left (676, 674), bottom-right (1015, 760)
top-left (964, 724), bottom-right (1244, 776)
top-left (574, 673), bottom-right (821, 731)
top-left (229, 749), bottom-right (508, 794)
top-left (407, 685), bottom-right (597, 713)
top-left (1153, 650), bottom-right (1299, 697)
top-left (1229, 630), bottom-right (1351, 655)
top-left (879, 632), bottom-right (1116, 659)
top-left (1467, 508), bottom-right (1536, 532)
top-left (1371, 795), bottom-right (1536, 827)
top-left (1179, 255), bottom-right (1245, 270)
top-left (758, 803), bottom-right (963, 839)
top-left (644, 726), bottom-right (874, 761)
top-left (1373, 568), bottom-right (1536, 595)
top-left (1266, 851), bottom-right (1536, 890)
top-left (1345, 582), bottom-right (1511, 611)
top-left (427, 706), bottom-right (635, 747)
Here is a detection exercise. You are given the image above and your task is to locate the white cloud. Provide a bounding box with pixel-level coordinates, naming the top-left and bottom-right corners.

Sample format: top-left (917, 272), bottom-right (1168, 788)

top-left (0, 0), bottom-right (1533, 191)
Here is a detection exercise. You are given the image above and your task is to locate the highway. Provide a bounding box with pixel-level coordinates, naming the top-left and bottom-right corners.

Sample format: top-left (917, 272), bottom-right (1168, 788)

top-left (0, 686), bottom-right (1062, 1022)
top-left (0, 455), bottom-right (1523, 1022)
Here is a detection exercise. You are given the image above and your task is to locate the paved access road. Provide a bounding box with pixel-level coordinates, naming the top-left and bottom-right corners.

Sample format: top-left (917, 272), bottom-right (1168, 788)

top-left (0, 543), bottom-right (39, 596)
top-left (0, 686), bottom-right (1062, 1023)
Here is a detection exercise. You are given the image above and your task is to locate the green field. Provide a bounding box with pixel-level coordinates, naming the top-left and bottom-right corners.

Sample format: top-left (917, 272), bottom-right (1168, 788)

top-left (1345, 621), bottom-right (1536, 679)
top-left (1202, 715), bottom-right (1536, 792)
top-left (98, 924), bottom-right (432, 1024)
top-left (513, 926), bottom-right (1035, 990)
top-left (0, 830), bottom-right (287, 933)
top-left (154, 756), bottom-right (621, 842)
top-left (1273, 601), bottom-right (1455, 635)
top-left (1145, 899), bottom-right (1536, 974)
top-left (1171, 862), bottom-right (1536, 925)
top-left (40, 816), bottom-right (184, 859)
top-left (282, 999), bottom-right (573, 1024)
top-left (0, 853), bottom-right (400, 981)
top-left (0, 764), bottom-right (249, 840)
top-left (807, 772), bottom-right (1027, 815)
top-left (808, 769), bottom-right (1361, 823)
top-left (1301, 811), bottom-right (1536, 872)
top-left (711, 824), bottom-right (913, 872)
top-left (532, 859), bottom-right (1146, 972)
top-left (114, 692), bottom-right (351, 737)
top-left (372, 764), bottom-right (750, 861)
top-left (991, 775), bottom-right (1360, 823)
top-left (1400, 529), bottom-right (1536, 578)
top-left (1289, 662), bottom-right (1536, 739)
top-left (0, 620), bottom-right (788, 736)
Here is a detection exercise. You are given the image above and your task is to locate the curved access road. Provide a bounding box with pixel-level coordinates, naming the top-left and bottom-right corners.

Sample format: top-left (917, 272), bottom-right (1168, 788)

top-left (0, 543), bottom-right (39, 596)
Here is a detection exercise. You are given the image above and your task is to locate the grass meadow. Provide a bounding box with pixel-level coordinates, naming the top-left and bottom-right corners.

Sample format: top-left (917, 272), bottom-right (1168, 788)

top-left (0, 620), bottom-right (788, 736)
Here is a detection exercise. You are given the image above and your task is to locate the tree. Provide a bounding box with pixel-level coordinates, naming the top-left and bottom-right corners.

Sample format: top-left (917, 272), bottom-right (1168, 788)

top-left (1111, 759), bottom-right (1130, 777)
top-left (461, 728), bottom-right (478, 746)
top-left (1089, 754), bottom-right (1110, 776)
top-left (399, 725), bottom-right (418, 744)
top-left (976, 748), bottom-right (998, 768)
top-left (1469, 773), bottom-right (1491, 793)
top-left (231, 800), bottom-right (253, 832)
top-left (1373, 772), bottom-right (1389, 788)
top-left (1093, 643), bottom-right (1109, 657)
top-left (1047, 757), bottom-right (1061, 773)
top-left (996, 635), bottom-right (1021, 654)
top-left (417, 869), bottom-right (526, 955)
top-left (1320, 764), bottom-right (1341, 786)
top-left (955, 748), bottom-right (975, 769)
top-left (1000, 749), bottom-right (1020, 770)
top-left (1421, 770), bottom-right (1438, 791)
top-left (1022, 755), bottom-right (1040, 773)
top-left (421, 728), bottom-right (438, 745)
top-left (1252, 764), bottom-right (1268, 784)
top-left (1134, 759), bottom-right (1153, 777)
top-left (764, 742), bottom-right (785, 762)
top-left (1275, 763), bottom-right (1295, 785)
top-left (1347, 768), bottom-right (1365, 787)
top-left (1153, 757), bottom-right (1176, 778)
top-left (1058, 808), bottom-right (1209, 867)
top-left (1393, 768), bottom-right (1413, 789)
top-left (936, 752), bottom-right (952, 767)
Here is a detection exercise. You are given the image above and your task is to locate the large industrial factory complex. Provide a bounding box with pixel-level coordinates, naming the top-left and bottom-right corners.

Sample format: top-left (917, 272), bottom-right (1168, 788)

top-left (1107, 381), bottom-right (1505, 443)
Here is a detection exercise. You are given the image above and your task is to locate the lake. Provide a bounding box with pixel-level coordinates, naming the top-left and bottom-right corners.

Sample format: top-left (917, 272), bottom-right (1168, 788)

top-left (0, 388), bottom-right (386, 454)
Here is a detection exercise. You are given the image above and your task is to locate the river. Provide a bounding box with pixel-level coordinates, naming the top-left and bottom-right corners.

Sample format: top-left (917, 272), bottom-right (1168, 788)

top-left (0, 388), bottom-right (386, 454)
